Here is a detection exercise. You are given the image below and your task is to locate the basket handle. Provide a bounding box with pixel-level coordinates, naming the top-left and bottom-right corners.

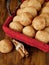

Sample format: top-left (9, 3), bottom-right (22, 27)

top-left (6, 0), bottom-right (22, 15)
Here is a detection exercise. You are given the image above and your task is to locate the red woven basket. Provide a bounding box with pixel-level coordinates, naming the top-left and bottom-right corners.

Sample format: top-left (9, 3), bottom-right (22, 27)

top-left (3, 0), bottom-right (49, 52)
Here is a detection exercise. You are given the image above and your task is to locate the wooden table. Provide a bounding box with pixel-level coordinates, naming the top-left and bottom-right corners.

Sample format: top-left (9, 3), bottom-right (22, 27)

top-left (0, 0), bottom-right (49, 65)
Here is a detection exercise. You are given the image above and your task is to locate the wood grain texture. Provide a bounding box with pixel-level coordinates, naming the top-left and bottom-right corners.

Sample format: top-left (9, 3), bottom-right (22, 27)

top-left (0, 0), bottom-right (49, 65)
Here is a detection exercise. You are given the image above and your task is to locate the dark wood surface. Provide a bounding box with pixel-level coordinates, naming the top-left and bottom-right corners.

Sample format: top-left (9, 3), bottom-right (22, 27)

top-left (0, 0), bottom-right (49, 65)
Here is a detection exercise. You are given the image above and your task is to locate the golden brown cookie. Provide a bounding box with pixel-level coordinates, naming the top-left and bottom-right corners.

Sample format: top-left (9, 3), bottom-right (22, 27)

top-left (9, 21), bottom-right (23, 32)
top-left (0, 39), bottom-right (13, 53)
top-left (35, 31), bottom-right (49, 43)
top-left (32, 16), bottom-right (46, 30)
top-left (23, 26), bottom-right (35, 37)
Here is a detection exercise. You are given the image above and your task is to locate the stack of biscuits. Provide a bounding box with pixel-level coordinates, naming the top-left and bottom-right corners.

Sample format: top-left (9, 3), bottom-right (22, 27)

top-left (9, 0), bottom-right (49, 44)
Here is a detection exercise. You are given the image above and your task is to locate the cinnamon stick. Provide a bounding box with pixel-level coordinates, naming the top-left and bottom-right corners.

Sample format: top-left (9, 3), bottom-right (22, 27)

top-left (12, 39), bottom-right (29, 58)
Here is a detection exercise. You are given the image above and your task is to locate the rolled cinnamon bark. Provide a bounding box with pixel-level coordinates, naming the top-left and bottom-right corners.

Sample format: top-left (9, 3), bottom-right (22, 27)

top-left (12, 39), bottom-right (29, 58)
